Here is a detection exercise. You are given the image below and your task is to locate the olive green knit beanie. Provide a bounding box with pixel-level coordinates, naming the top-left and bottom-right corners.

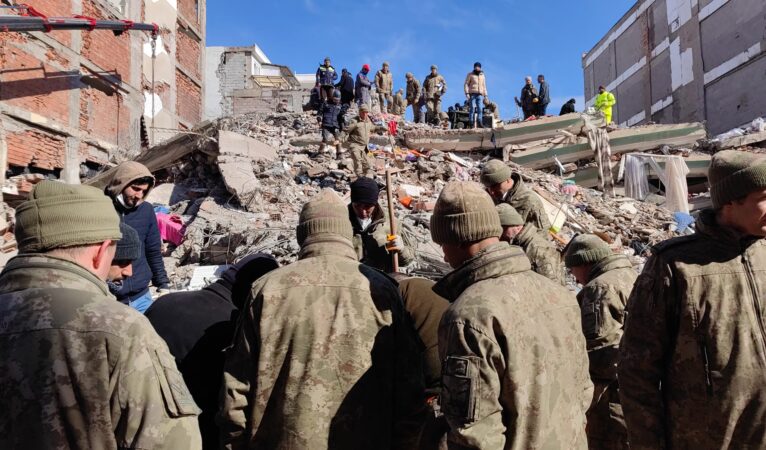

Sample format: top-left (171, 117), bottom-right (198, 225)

top-left (15, 181), bottom-right (122, 253)
top-left (564, 234), bottom-right (612, 268)
top-left (496, 203), bottom-right (524, 227)
top-left (708, 150), bottom-right (766, 208)
top-left (430, 181), bottom-right (502, 245)
top-left (480, 159), bottom-right (512, 187)
top-left (296, 189), bottom-right (353, 245)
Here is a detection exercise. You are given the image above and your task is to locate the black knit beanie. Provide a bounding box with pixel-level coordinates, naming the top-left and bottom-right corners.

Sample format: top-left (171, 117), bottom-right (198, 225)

top-left (350, 177), bottom-right (380, 204)
top-left (114, 222), bottom-right (141, 262)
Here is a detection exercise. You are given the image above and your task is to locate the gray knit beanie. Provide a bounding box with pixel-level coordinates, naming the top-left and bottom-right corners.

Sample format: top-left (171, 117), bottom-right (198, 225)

top-left (496, 203), bottom-right (524, 227)
top-left (430, 181), bottom-right (502, 245)
top-left (709, 150), bottom-right (766, 208)
top-left (564, 234), bottom-right (612, 268)
top-left (296, 189), bottom-right (354, 245)
top-left (480, 159), bottom-right (512, 187)
top-left (114, 222), bottom-right (141, 262)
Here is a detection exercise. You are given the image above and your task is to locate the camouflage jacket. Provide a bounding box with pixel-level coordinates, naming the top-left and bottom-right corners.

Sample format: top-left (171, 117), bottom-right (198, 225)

top-left (577, 254), bottom-right (636, 382)
top-left (349, 203), bottom-right (414, 272)
top-left (423, 74), bottom-right (447, 99)
top-left (343, 117), bottom-right (384, 149)
top-left (0, 255), bottom-right (201, 450)
top-left (218, 236), bottom-right (427, 450)
top-left (434, 242), bottom-right (592, 449)
top-left (375, 70), bottom-right (393, 94)
top-left (619, 209), bottom-right (766, 450)
top-left (502, 173), bottom-right (551, 232)
top-left (514, 223), bottom-right (565, 285)
top-left (406, 78), bottom-right (422, 104)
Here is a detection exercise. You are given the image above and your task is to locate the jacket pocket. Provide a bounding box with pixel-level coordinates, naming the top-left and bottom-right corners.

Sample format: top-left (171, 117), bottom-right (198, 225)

top-left (582, 301), bottom-right (600, 339)
top-left (442, 356), bottom-right (479, 425)
top-left (151, 349), bottom-right (201, 417)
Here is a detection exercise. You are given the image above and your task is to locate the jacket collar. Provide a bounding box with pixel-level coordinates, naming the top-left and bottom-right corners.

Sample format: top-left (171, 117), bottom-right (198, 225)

top-left (0, 254), bottom-right (111, 297)
top-left (588, 254), bottom-right (632, 281)
top-left (696, 209), bottom-right (762, 249)
top-left (433, 242), bottom-right (532, 302)
top-left (505, 172), bottom-right (525, 201)
top-left (299, 235), bottom-right (359, 261)
top-left (348, 203), bottom-right (385, 233)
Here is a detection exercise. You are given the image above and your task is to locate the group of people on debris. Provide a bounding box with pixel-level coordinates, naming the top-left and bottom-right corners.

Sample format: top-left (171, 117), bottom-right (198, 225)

top-left (2, 147), bottom-right (766, 450)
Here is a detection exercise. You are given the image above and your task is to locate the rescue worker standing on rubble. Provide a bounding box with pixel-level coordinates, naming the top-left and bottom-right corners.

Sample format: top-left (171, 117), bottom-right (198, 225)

top-left (537, 74), bottom-right (551, 116)
top-left (219, 189), bottom-right (426, 449)
top-left (515, 76), bottom-right (539, 119)
top-left (341, 104), bottom-right (386, 177)
top-left (317, 89), bottom-right (343, 158)
top-left (564, 234), bottom-right (636, 450)
top-left (424, 65), bottom-right (447, 125)
top-left (497, 203), bottom-right (565, 285)
top-left (619, 150), bottom-right (766, 450)
top-left (480, 159), bottom-right (552, 232)
top-left (464, 62), bottom-right (487, 128)
top-left (355, 64), bottom-right (372, 109)
top-left (392, 88), bottom-right (407, 116)
top-left (595, 85), bottom-right (616, 125)
top-left (348, 176), bottom-right (414, 272)
top-left (375, 61), bottom-right (394, 114)
top-left (431, 181), bottom-right (592, 449)
top-left (406, 72), bottom-right (423, 123)
top-left (105, 161), bottom-right (170, 313)
top-left (315, 56), bottom-right (338, 102)
top-left (483, 97), bottom-right (500, 125)
top-left (0, 181), bottom-right (202, 449)
top-left (335, 68), bottom-right (355, 106)
top-left (560, 98), bottom-right (577, 115)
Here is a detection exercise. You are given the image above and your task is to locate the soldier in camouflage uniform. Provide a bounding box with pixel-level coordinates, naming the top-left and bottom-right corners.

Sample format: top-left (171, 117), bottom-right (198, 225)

top-left (423, 65), bottom-right (447, 124)
top-left (375, 62), bottom-right (394, 114)
top-left (564, 234), bottom-right (637, 450)
top-left (405, 72), bottom-right (423, 123)
top-left (341, 104), bottom-right (386, 177)
top-left (620, 150), bottom-right (766, 450)
top-left (219, 189), bottom-right (426, 449)
top-left (497, 203), bottom-right (565, 285)
top-left (0, 181), bottom-right (201, 450)
top-left (481, 159), bottom-right (552, 232)
top-left (431, 181), bottom-right (592, 449)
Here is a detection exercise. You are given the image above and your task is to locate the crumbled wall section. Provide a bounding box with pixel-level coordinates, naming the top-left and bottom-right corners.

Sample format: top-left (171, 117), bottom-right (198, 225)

top-left (6, 130), bottom-right (66, 170)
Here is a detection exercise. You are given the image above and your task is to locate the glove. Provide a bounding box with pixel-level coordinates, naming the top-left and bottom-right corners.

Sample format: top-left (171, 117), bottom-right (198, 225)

top-left (386, 234), bottom-right (403, 253)
top-left (532, 97), bottom-right (539, 104)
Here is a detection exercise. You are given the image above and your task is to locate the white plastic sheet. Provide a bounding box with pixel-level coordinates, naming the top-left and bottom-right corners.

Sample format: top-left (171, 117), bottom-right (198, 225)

top-left (624, 154), bottom-right (690, 214)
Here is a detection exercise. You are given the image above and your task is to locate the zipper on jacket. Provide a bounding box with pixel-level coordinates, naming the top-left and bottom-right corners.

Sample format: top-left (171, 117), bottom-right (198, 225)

top-left (700, 341), bottom-right (713, 396)
top-left (743, 253), bottom-right (766, 364)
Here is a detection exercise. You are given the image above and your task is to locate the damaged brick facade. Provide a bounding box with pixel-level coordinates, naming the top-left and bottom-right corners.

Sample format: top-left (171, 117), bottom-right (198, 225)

top-left (0, 0), bottom-right (206, 183)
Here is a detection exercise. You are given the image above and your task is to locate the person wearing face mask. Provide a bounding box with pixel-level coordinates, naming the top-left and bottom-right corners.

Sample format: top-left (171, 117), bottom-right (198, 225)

top-left (348, 177), bottom-right (414, 272)
top-left (104, 161), bottom-right (170, 313)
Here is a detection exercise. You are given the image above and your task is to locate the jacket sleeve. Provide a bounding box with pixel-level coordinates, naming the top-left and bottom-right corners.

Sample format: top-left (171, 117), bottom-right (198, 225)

top-left (315, 67), bottom-right (321, 84)
top-left (115, 323), bottom-right (202, 449)
top-left (440, 320), bottom-right (507, 449)
top-left (579, 284), bottom-right (624, 381)
top-left (332, 68), bottom-right (338, 82)
top-left (145, 208), bottom-right (170, 288)
top-left (219, 290), bottom-right (262, 450)
top-left (618, 254), bottom-right (676, 450)
top-left (415, 81), bottom-right (422, 101)
top-left (440, 76), bottom-right (448, 95)
top-left (480, 74), bottom-right (487, 97)
top-left (540, 83), bottom-right (550, 104)
top-left (464, 73), bottom-right (471, 95)
top-left (608, 93), bottom-right (616, 107)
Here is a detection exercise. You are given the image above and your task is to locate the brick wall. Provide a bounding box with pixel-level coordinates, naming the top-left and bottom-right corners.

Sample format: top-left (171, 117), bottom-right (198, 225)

top-left (176, 70), bottom-right (201, 124)
top-left (81, 0), bottom-right (132, 83)
top-left (6, 130), bottom-right (66, 170)
top-left (79, 85), bottom-right (131, 145)
top-left (177, 0), bottom-right (199, 24)
top-left (176, 25), bottom-right (201, 79)
top-left (218, 51), bottom-right (250, 116)
top-left (13, 0), bottom-right (73, 47)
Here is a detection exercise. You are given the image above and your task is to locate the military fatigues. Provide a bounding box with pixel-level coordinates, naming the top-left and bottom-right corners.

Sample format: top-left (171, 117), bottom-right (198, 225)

top-left (619, 209), bottom-right (766, 450)
top-left (375, 70), bottom-right (393, 113)
top-left (0, 255), bottom-right (202, 449)
top-left (392, 91), bottom-right (407, 116)
top-left (349, 203), bottom-right (414, 272)
top-left (503, 172), bottom-right (551, 232)
top-left (577, 254), bottom-right (636, 450)
top-left (435, 242), bottom-right (592, 449)
top-left (343, 117), bottom-right (384, 177)
top-left (219, 236), bottom-right (426, 449)
top-left (514, 223), bottom-right (566, 285)
top-left (423, 73), bottom-right (447, 121)
top-left (406, 78), bottom-right (423, 122)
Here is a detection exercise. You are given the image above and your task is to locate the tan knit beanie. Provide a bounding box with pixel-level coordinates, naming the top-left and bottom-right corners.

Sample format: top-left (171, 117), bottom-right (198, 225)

top-left (296, 189), bottom-right (354, 245)
top-left (15, 181), bottom-right (122, 253)
top-left (708, 150), bottom-right (766, 208)
top-left (480, 159), bottom-right (512, 187)
top-left (496, 203), bottom-right (524, 227)
top-left (564, 234), bottom-right (612, 268)
top-left (430, 181), bottom-right (502, 245)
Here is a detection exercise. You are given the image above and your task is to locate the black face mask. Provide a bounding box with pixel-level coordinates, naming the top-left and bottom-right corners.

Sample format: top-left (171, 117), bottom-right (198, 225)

top-left (474, 68), bottom-right (481, 74)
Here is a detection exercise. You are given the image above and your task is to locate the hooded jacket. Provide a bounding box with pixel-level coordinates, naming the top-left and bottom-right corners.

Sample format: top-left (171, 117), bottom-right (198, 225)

top-left (502, 172), bottom-right (551, 232)
top-left (105, 162), bottom-right (169, 302)
top-left (348, 203), bottom-right (414, 272)
top-left (560, 99), bottom-right (576, 115)
top-left (0, 255), bottom-right (201, 449)
top-left (435, 242), bottom-right (592, 449)
top-left (218, 236), bottom-right (426, 449)
top-left (514, 223), bottom-right (565, 285)
top-left (619, 210), bottom-right (766, 450)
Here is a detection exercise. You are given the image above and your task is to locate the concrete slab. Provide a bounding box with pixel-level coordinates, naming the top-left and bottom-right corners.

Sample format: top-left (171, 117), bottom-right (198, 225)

top-left (218, 130), bottom-right (278, 161)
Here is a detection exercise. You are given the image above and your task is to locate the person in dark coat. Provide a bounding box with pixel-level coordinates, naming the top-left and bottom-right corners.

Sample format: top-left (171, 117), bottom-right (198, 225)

top-left (145, 254), bottom-right (279, 450)
top-left (537, 74), bottom-right (551, 116)
top-left (335, 68), bottom-right (355, 106)
top-left (560, 98), bottom-right (577, 115)
top-left (514, 76), bottom-right (539, 119)
top-left (104, 161), bottom-right (170, 313)
top-left (315, 57), bottom-right (338, 102)
top-left (318, 90), bottom-right (344, 156)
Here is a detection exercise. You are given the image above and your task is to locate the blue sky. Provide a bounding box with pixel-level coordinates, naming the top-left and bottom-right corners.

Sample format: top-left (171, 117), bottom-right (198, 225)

top-left (207, 0), bottom-right (636, 120)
